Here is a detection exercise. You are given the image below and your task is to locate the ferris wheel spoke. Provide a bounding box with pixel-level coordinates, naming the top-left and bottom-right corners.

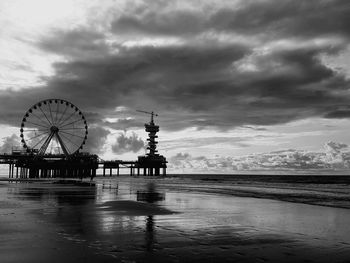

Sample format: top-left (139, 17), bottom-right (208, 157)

top-left (30, 111), bottom-right (51, 127)
top-left (60, 118), bottom-right (84, 129)
top-left (26, 131), bottom-right (49, 141)
top-left (47, 102), bottom-right (55, 125)
top-left (38, 132), bottom-right (55, 155)
top-left (38, 106), bottom-right (53, 126)
top-left (31, 133), bottom-right (50, 149)
top-left (54, 101), bottom-right (59, 124)
top-left (56, 104), bottom-right (69, 126)
top-left (25, 120), bottom-right (50, 129)
top-left (55, 133), bottom-right (70, 156)
top-left (59, 127), bottom-right (86, 131)
top-left (60, 133), bottom-right (81, 148)
top-left (57, 110), bottom-right (77, 127)
top-left (59, 130), bottom-right (86, 140)
top-left (22, 129), bottom-right (48, 132)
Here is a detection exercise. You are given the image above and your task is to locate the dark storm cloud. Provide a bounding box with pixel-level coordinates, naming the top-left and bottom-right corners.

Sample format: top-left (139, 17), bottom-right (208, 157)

top-left (111, 10), bottom-right (204, 36)
top-left (111, 132), bottom-right (145, 154)
top-left (112, 0), bottom-right (350, 38)
top-left (39, 29), bottom-right (109, 59)
top-left (37, 43), bottom-right (252, 129)
top-left (83, 126), bottom-right (110, 154)
top-left (37, 41), bottom-right (349, 130)
top-left (324, 110), bottom-right (350, 119)
top-left (0, 0), bottom-right (349, 136)
top-left (210, 0), bottom-right (350, 38)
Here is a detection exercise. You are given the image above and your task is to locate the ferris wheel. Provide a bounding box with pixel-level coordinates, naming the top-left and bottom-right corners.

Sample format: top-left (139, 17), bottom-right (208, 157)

top-left (20, 99), bottom-right (88, 156)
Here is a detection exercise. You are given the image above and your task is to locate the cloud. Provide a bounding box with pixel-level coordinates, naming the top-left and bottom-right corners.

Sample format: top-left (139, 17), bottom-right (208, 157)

top-left (161, 136), bottom-right (251, 151)
top-left (83, 126), bottom-right (110, 154)
top-left (0, 0), bottom-right (349, 134)
top-left (104, 118), bottom-right (145, 131)
top-left (324, 141), bottom-right (349, 165)
top-left (210, 0), bottom-right (350, 38)
top-left (0, 134), bottom-right (20, 154)
top-left (29, 37), bottom-right (348, 131)
top-left (111, 0), bottom-right (350, 39)
top-left (39, 28), bottom-right (109, 60)
top-left (324, 141), bottom-right (348, 152)
top-left (111, 132), bottom-right (145, 154)
top-left (324, 109), bottom-right (350, 119)
top-left (168, 141), bottom-right (350, 173)
top-left (111, 10), bottom-right (205, 36)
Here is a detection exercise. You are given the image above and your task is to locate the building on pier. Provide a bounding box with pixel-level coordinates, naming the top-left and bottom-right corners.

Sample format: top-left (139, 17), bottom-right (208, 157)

top-left (136, 110), bottom-right (167, 176)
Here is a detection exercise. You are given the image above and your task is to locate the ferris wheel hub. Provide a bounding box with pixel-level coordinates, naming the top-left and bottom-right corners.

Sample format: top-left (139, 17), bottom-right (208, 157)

top-left (50, 126), bottom-right (59, 133)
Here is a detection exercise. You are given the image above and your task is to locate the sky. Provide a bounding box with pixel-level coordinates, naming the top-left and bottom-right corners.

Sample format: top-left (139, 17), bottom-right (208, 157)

top-left (0, 0), bottom-right (350, 173)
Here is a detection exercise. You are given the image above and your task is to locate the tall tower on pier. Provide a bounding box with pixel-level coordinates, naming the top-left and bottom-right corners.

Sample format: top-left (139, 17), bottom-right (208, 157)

top-left (137, 110), bottom-right (167, 176)
top-left (145, 112), bottom-right (159, 156)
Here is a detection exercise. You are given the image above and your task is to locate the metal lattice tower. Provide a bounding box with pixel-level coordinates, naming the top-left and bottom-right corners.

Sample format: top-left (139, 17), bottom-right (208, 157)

top-left (136, 110), bottom-right (159, 156)
top-left (145, 115), bottom-right (159, 156)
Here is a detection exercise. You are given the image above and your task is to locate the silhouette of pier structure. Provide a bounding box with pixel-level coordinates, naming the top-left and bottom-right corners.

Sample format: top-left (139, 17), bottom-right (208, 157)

top-left (0, 99), bottom-right (167, 179)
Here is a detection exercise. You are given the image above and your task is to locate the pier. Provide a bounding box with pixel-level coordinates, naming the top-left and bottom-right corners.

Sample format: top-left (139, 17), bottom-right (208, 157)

top-left (0, 99), bottom-right (167, 179)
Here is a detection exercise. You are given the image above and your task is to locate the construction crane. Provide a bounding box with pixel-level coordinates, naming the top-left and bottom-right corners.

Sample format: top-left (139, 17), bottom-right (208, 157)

top-left (136, 110), bottom-right (158, 123)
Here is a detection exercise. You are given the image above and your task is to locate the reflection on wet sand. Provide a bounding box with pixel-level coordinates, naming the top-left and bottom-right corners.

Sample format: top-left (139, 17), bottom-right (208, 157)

top-left (137, 182), bottom-right (166, 203)
top-left (2, 177), bottom-right (350, 262)
top-left (137, 182), bottom-right (166, 252)
top-left (145, 215), bottom-right (155, 252)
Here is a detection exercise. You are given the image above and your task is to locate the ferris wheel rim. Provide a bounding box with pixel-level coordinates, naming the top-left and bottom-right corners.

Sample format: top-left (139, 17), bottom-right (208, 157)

top-left (20, 99), bottom-right (88, 155)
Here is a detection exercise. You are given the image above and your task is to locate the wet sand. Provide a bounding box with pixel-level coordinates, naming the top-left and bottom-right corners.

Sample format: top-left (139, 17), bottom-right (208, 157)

top-left (1, 176), bottom-right (350, 262)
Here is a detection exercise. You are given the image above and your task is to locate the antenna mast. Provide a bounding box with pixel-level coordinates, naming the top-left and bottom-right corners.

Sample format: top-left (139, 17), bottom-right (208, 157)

top-left (136, 110), bottom-right (158, 123)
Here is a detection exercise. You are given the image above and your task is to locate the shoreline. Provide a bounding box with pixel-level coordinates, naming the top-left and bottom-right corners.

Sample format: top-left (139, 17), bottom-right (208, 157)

top-left (1, 174), bottom-right (350, 209)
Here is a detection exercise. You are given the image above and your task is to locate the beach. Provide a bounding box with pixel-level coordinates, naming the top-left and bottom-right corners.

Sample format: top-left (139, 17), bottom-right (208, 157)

top-left (1, 175), bottom-right (350, 262)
